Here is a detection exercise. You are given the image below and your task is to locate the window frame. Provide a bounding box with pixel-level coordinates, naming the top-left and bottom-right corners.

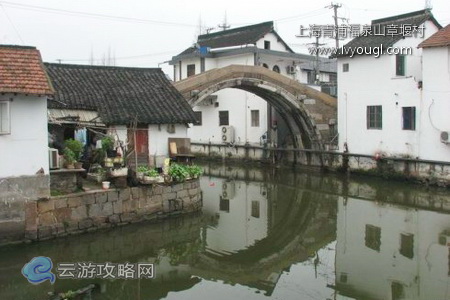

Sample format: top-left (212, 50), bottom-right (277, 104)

top-left (396, 54), bottom-right (405, 76)
top-left (367, 105), bottom-right (382, 130)
top-left (402, 106), bottom-right (416, 130)
top-left (264, 40), bottom-right (271, 50)
top-left (251, 110), bottom-right (260, 127)
top-left (219, 110), bottom-right (229, 126)
top-left (0, 101), bottom-right (11, 135)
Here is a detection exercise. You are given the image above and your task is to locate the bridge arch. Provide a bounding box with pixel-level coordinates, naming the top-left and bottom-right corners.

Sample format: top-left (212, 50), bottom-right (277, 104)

top-left (173, 65), bottom-right (337, 151)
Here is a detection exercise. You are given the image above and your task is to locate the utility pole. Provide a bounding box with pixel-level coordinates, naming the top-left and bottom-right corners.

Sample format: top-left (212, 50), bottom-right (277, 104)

top-left (326, 2), bottom-right (341, 48)
top-left (306, 37), bottom-right (326, 84)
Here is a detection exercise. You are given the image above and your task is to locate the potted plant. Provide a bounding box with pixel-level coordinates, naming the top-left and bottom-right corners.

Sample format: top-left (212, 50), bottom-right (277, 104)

top-left (187, 165), bottom-right (203, 179)
top-left (137, 166), bottom-right (149, 179)
top-left (168, 164), bottom-right (189, 183)
top-left (143, 168), bottom-right (159, 183)
top-left (63, 148), bottom-right (76, 169)
top-left (65, 139), bottom-right (84, 168)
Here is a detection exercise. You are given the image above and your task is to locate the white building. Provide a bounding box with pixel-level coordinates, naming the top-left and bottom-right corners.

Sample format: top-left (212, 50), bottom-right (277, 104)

top-left (0, 45), bottom-right (53, 185)
top-left (337, 10), bottom-right (442, 158)
top-left (170, 21), bottom-right (337, 147)
top-left (418, 24), bottom-right (450, 162)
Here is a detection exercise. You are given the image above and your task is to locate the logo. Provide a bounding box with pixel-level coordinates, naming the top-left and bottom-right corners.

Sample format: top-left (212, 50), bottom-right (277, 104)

top-left (22, 256), bottom-right (55, 285)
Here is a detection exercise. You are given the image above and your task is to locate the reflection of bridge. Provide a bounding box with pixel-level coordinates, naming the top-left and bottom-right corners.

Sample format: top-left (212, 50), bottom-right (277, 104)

top-left (174, 65), bottom-right (337, 150)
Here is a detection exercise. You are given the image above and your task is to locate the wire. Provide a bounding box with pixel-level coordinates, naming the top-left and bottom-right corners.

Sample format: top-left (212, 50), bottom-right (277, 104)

top-left (0, 2), bottom-right (24, 43)
top-left (0, 1), bottom-right (198, 28)
top-left (59, 50), bottom-right (179, 63)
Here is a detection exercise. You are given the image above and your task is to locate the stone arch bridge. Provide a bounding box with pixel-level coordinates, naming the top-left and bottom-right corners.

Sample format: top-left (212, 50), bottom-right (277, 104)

top-left (173, 65), bottom-right (337, 150)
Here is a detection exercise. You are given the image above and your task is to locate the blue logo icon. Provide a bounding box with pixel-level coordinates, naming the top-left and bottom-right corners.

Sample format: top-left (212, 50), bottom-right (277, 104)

top-left (22, 256), bottom-right (55, 285)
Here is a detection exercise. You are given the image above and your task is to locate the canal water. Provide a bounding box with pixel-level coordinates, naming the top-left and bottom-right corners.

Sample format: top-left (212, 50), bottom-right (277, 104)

top-left (0, 164), bottom-right (449, 300)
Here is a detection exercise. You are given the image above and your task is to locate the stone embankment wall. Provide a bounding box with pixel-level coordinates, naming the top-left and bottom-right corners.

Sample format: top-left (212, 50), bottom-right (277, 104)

top-left (13, 180), bottom-right (202, 245)
top-left (192, 143), bottom-right (450, 187)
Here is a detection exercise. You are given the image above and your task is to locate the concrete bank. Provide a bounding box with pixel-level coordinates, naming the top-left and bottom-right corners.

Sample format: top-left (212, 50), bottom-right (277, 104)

top-left (192, 143), bottom-right (450, 187)
top-left (1, 180), bottom-right (202, 246)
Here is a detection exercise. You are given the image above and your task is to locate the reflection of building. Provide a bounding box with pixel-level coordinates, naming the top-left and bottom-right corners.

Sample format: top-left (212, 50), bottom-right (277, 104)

top-left (201, 177), bottom-right (269, 254)
top-left (336, 197), bottom-right (450, 300)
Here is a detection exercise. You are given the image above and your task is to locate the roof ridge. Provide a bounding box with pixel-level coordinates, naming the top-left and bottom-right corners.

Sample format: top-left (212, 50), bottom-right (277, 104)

top-left (372, 9), bottom-right (431, 24)
top-left (44, 62), bottom-right (161, 72)
top-left (198, 21), bottom-right (273, 40)
top-left (0, 44), bottom-right (37, 50)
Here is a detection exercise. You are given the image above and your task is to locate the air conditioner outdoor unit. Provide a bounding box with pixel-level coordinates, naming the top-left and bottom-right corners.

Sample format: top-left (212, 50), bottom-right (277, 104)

top-left (440, 131), bottom-right (450, 144)
top-left (221, 126), bottom-right (234, 143)
top-left (286, 65), bottom-right (296, 74)
top-left (222, 181), bottom-right (235, 199)
top-left (48, 148), bottom-right (60, 169)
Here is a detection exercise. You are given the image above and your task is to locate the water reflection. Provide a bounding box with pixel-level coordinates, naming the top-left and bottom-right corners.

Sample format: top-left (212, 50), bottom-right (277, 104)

top-left (0, 164), bottom-right (449, 300)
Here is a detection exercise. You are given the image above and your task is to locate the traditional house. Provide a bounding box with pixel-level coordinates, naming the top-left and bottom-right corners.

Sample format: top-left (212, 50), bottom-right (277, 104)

top-left (170, 21), bottom-right (337, 147)
top-left (336, 10), bottom-right (442, 158)
top-left (0, 45), bottom-right (54, 242)
top-left (0, 45), bottom-right (54, 186)
top-left (418, 24), bottom-right (450, 162)
top-left (45, 63), bottom-right (197, 168)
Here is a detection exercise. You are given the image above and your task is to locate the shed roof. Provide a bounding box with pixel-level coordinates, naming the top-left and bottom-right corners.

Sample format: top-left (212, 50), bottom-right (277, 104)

top-left (418, 24), bottom-right (450, 48)
top-left (0, 45), bottom-right (53, 96)
top-left (45, 63), bottom-right (197, 125)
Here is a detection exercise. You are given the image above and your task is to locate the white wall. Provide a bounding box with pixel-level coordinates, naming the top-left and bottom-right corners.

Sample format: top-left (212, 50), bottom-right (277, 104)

top-left (0, 94), bottom-right (49, 177)
top-left (419, 46), bottom-right (450, 161)
top-left (149, 124), bottom-right (187, 166)
top-left (255, 32), bottom-right (290, 52)
top-left (336, 197), bottom-right (450, 300)
top-left (337, 20), bottom-right (440, 157)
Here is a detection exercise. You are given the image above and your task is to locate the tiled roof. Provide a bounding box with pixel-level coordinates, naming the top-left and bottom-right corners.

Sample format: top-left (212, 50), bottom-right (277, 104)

top-left (337, 10), bottom-right (441, 57)
top-left (45, 63), bottom-right (197, 125)
top-left (418, 24), bottom-right (450, 48)
top-left (176, 21), bottom-right (293, 56)
top-left (0, 45), bottom-right (53, 96)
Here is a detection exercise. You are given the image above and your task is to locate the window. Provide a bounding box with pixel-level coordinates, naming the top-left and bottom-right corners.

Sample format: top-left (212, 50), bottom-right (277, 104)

top-left (264, 40), bottom-right (271, 50)
top-left (396, 55), bottom-right (405, 76)
top-left (187, 64), bottom-right (196, 77)
top-left (343, 63), bottom-right (349, 72)
top-left (272, 65), bottom-right (280, 73)
top-left (219, 111), bottom-right (229, 126)
top-left (194, 111), bottom-right (202, 126)
top-left (400, 233), bottom-right (414, 259)
top-left (367, 105), bottom-right (382, 129)
top-left (391, 282), bottom-right (405, 300)
top-left (365, 224), bottom-right (381, 251)
top-left (402, 107), bottom-right (416, 130)
top-left (251, 201), bottom-right (260, 218)
top-left (0, 101), bottom-right (10, 134)
top-left (251, 110), bottom-right (260, 127)
top-left (262, 63), bottom-right (269, 69)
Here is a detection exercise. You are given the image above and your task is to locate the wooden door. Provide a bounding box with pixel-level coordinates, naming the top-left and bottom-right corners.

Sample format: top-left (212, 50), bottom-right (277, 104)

top-left (128, 127), bottom-right (149, 167)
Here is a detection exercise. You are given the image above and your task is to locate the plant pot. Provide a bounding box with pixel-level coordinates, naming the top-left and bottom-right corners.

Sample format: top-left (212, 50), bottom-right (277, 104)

top-left (102, 181), bottom-right (110, 190)
top-left (109, 167), bottom-right (128, 177)
top-left (136, 172), bottom-right (144, 179)
top-left (74, 162), bottom-right (83, 169)
top-left (66, 163), bottom-right (75, 169)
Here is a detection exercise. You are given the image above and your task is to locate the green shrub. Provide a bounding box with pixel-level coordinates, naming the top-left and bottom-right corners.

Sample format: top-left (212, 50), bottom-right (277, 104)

top-left (63, 148), bottom-right (76, 164)
top-left (187, 165), bottom-right (203, 178)
top-left (145, 168), bottom-right (159, 177)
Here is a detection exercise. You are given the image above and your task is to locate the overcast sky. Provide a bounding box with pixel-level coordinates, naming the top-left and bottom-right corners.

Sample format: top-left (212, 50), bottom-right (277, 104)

top-left (0, 0), bottom-right (449, 76)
